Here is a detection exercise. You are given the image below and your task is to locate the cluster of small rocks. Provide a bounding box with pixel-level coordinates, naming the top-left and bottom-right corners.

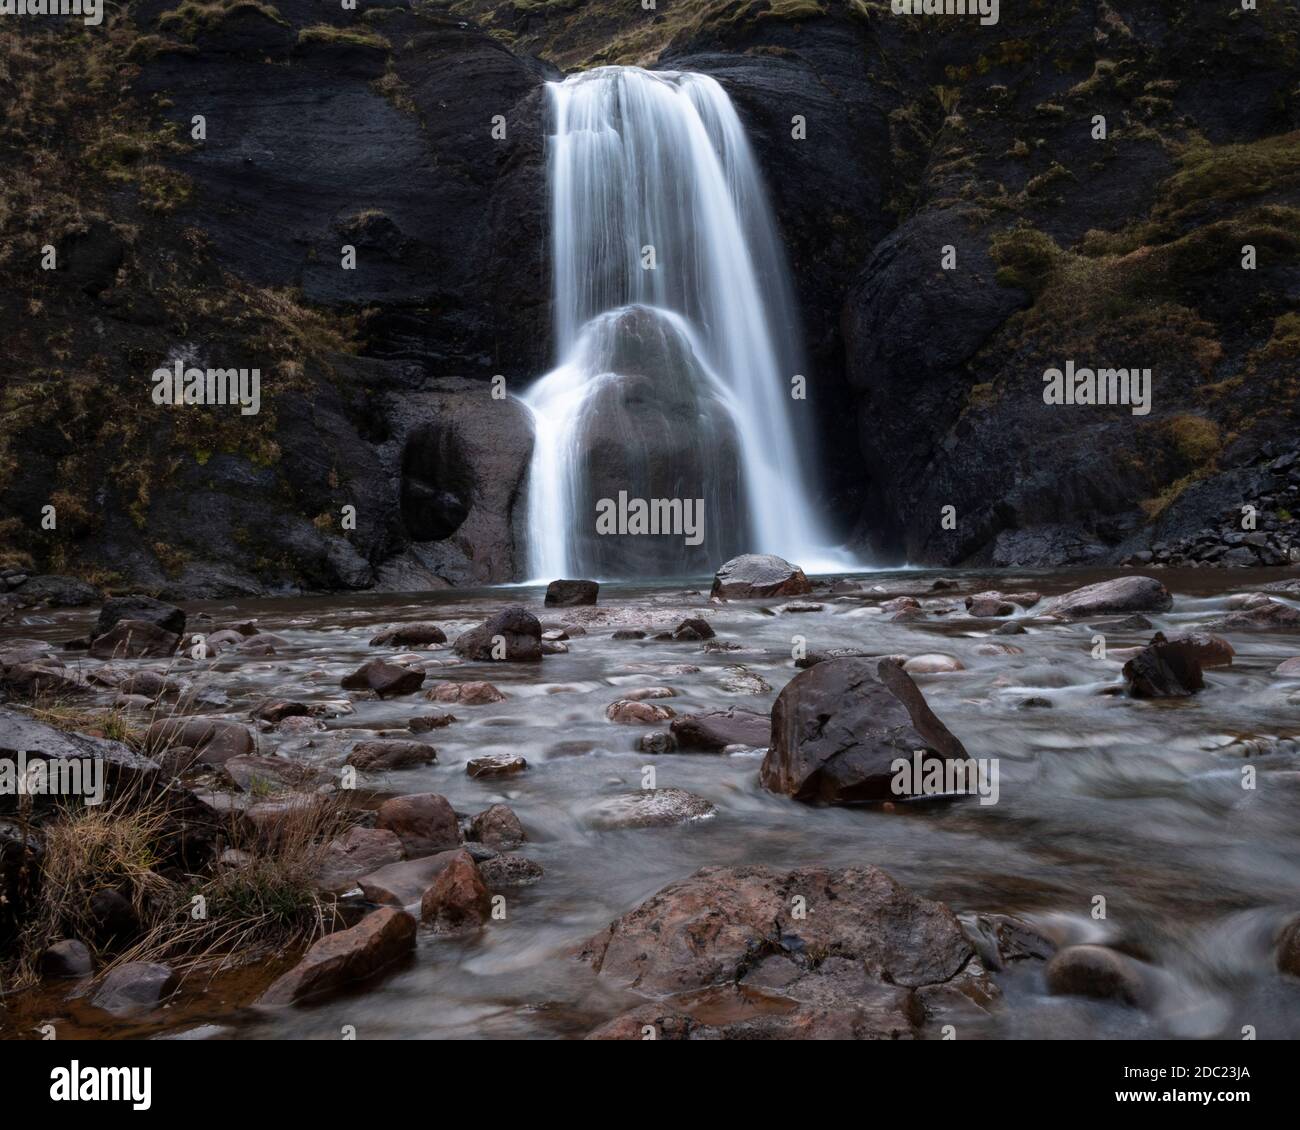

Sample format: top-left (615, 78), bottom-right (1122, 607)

top-left (1124, 450), bottom-right (1300, 568)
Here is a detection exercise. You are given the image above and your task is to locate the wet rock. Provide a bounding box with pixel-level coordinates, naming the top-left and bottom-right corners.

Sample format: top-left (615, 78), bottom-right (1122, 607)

top-left (87, 619), bottom-right (180, 659)
top-left (1275, 658), bottom-right (1300, 677)
top-left (346, 739), bottom-right (437, 772)
top-left (420, 849), bottom-right (491, 933)
top-left (622, 686), bottom-right (676, 701)
top-left (1046, 576), bottom-right (1173, 618)
top-left (468, 803), bottom-right (525, 850)
top-left (409, 711), bottom-right (457, 731)
top-left (1044, 944), bottom-right (1151, 1008)
top-left (711, 554), bottom-right (812, 600)
top-left (606, 699), bottom-right (677, 724)
top-left (670, 707), bottom-right (770, 752)
top-left (479, 853), bottom-right (544, 888)
top-left (358, 851), bottom-right (459, 906)
top-left (316, 827), bottom-right (404, 895)
top-left (545, 579), bottom-right (599, 607)
top-left (1207, 600), bottom-right (1300, 631)
top-left (587, 788), bottom-right (716, 830)
top-left (259, 908), bottom-right (416, 1005)
top-left (782, 602), bottom-right (824, 613)
top-left (251, 699), bottom-right (310, 725)
top-left (237, 632), bottom-right (286, 655)
top-left (369, 622), bottom-right (447, 647)
top-left (668, 617), bottom-right (715, 641)
top-left (223, 754), bottom-right (324, 793)
top-left (962, 914), bottom-right (1055, 972)
top-left (427, 681), bottom-right (506, 705)
top-left (40, 938), bottom-right (93, 979)
top-left (880, 596), bottom-right (920, 614)
top-left (1, 707), bottom-right (159, 793)
top-left (760, 658), bottom-right (969, 805)
top-left (541, 639), bottom-right (569, 655)
top-left (340, 659), bottom-right (425, 698)
top-left (0, 655), bottom-right (88, 697)
top-left (94, 594), bottom-right (186, 639)
top-left (376, 793), bottom-right (460, 857)
top-left (1276, 916), bottom-right (1300, 977)
top-left (795, 646), bottom-right (893, 669)
top-left (719, 666), bottom-right (772, 694)
top-left (144, 718), bottom-right (254, 767)
top-left (902, 653), bottom-right (965, 674)
top-left (1122, 634), bottom-right (1206, 699)
top-left (579, 864), bottom-right (977, 1037)
top-left (965, 593), bottom-right (1016, 617)
top-left (453, 605), bottom-right (542, 661)
top-left (1114, 614), bottom-right (1154, 630)
top-left (612, 629), bottom-right (647, 640)
top-left (466, 754), bottom-right (527, 779)
top-left (1163, 631), bottom-right (1234, 669)
top-left (636, 731), bottom-right (678, 754)
top-left (116, 670), bottom-right (182, 699)
top-left (92, 962), bottom-right (177, 1016)
top-left (976, 643), bottom-right (1023, 657)
top-left (993, 621), bottom-right (1027, 636)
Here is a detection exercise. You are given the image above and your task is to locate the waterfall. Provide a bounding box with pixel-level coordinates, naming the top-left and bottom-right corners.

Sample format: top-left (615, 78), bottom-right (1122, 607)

top-left (524, 66), bottom-right (845, 580)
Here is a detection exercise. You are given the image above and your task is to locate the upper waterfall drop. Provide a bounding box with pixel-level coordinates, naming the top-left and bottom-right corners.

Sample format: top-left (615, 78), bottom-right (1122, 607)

top-left (524, 66), bottom-right (848, 580)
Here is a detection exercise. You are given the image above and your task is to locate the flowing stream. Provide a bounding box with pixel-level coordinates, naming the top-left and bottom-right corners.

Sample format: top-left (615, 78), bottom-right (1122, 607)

top-left (523, 67), bottom-right (845, 581)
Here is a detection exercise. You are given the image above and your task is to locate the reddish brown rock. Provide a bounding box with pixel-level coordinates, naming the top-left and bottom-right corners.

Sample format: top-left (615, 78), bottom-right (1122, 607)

top-left (420, 849), bottom-right (492, 933)
top-left (375, 793), bottom-right (460, 857)
top-left (466, 755), bottom-right (527, 779)
top-left (258, 908), bottom-right (416, 1005)
top-left (144, 717), bottom-right (255, 766)
top-left (409, 711), bottom-right (457, 732)
top-left (606, 699), bottom-right (677, 724)
top-left (88, 619), bottom-right (180, 659)
top-left (346, 739), bottom-right (437, 771)
top-left (369, 622), bottom-right (447, 647)
top-left (316, 827), bottom-right (404, 894)
top-left (427, 681), bottom-right (506, 706)
top-left (468, 803), bottom-right (525, 850)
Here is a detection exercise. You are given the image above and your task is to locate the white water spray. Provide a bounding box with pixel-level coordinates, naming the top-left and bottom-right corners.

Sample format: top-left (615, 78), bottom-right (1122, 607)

top-left (524, 66), bottom-right (849, 579)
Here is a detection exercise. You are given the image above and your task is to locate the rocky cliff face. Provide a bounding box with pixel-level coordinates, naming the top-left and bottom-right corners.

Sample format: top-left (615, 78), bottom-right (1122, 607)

top-left (1, 0), bottom-right (1297, 595)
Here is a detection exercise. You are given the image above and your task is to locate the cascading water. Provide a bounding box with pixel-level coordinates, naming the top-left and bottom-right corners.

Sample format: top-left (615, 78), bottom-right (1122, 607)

top-left (524, 66), bottom-right (847, 580)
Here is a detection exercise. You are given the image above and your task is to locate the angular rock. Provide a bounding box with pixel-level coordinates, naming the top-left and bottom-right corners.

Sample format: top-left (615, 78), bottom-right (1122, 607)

top-left (223, 754), bottom-right (324, 793)
top-left (711, 554), bottom-right (812, 600)
top-left (316, 827), bottom-right (404, 895)
top-left (0, 707), bottom-right (159, 798)
top-left (453, 605), bottom-right (542, 661)
top-left (258, 908), bottom-right (416, 1005)
top-left (420, 849), bottom-right (491, 933)
top-left (94, 595), bottom-right (186, 639)
top-left (468, 803), bottom-right (525, 850)
top-left (358, 851), bottom-right (459, 906)
top-left (91, 962), bottom-right (177, 1016)
top-left (375, 793), bottom-right (460, 857)
top-left (87, 619), bottom-right (180, 659)
top-left (545, 579), bottom-right (599, 607)
top-left (144, 718), bottom-right (254, 767)
top-left (668, 617), bottom-right (715, 641)
top-left (409, 711), bottom-right (457, 731)
top-left (1122, 633), bottom-right (1206, 698)
top-left (340, 659), bottom-right (425, 698)
top-left (760, 658), bottom-right (969, 805)
top-left (669, 707), bottom-right (770, 752)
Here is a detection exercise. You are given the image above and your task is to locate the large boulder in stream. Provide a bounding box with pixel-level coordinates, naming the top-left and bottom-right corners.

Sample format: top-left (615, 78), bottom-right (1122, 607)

top-left (760, 658), bottom-right (969, 805)
top-left (581, 864), bottom-right (986, 1039)
top-left (1044, 576), bottom-right (1173, 619)
top-left (259, 907), bottom-right (416, 1006)
top-left (453, 605), bottom-right (542, 662)
top-left (711, 553), bottom-right (812, 599)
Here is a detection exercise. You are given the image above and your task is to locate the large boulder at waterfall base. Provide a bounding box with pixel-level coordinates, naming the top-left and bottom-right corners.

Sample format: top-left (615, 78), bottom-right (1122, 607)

top-left (760, 658), bottom-right (969, 805)
top-left (1045, 576), bottom-right (1173, 619)
top-left (453, 605), bottom-right (542, 661)
top-left (545, 579), bottom-right (599, 607)
top-left (711, 554), bottom-right (812, 599)
top-left (258, 908), bottom-right (416, 1005)
top-left (579, 864), bottom-right (981, 1039)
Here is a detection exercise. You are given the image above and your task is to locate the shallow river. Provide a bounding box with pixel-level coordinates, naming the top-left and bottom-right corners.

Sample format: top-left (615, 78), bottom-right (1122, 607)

top-left (5, 567), bottom-right (1300, 1040)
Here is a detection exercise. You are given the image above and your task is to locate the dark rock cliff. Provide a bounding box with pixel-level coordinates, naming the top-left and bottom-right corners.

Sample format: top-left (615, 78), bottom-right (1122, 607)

top-left (2, 0), bottom-right (1297, 594)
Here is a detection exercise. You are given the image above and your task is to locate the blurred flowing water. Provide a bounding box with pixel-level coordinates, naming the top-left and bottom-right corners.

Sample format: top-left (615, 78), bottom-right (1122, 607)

top-left (5, 568), bottom-right (1299, 1040)
top-left (524, 67), bottom-right (848, 579)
